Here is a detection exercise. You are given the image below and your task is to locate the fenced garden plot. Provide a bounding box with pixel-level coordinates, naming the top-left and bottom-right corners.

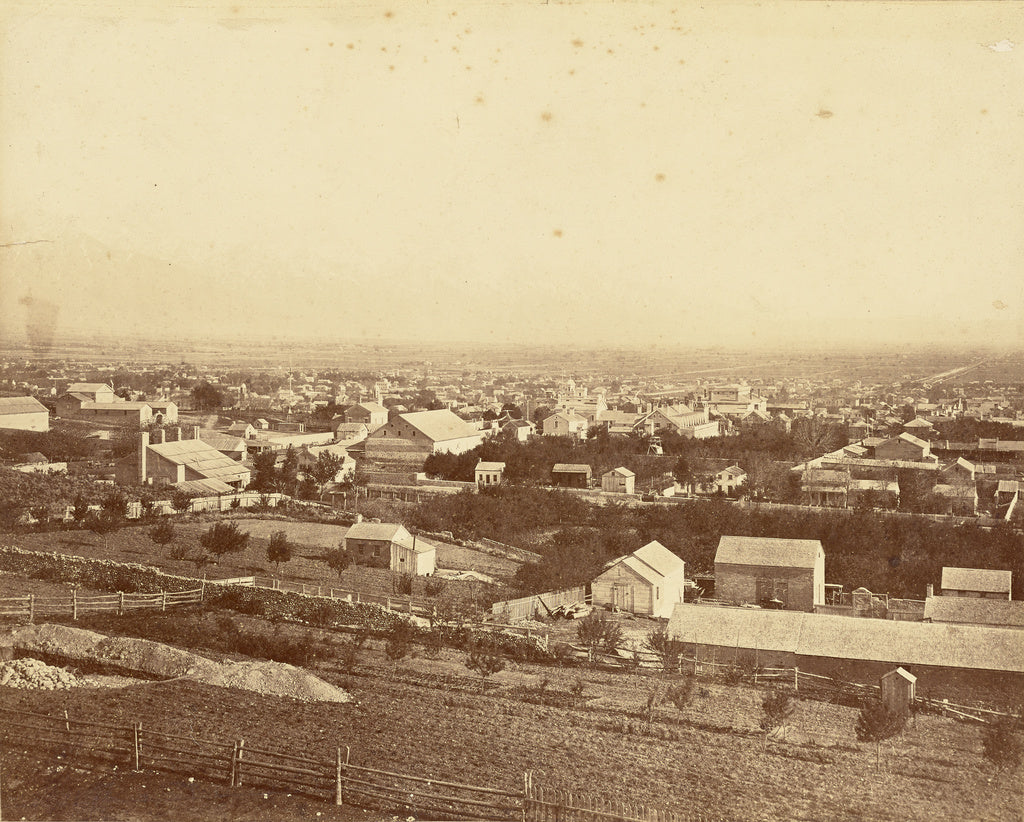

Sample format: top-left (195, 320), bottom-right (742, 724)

top-left (0, 704), bottom-right (688, 822)
top-left (0, 586), bottom-right (203, 621)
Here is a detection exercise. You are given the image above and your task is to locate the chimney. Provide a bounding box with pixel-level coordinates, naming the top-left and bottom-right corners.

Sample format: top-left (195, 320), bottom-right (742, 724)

top-left (926, 583), bottom-right (934, 598)
top-left (138, 432), bottom-right (149, 484)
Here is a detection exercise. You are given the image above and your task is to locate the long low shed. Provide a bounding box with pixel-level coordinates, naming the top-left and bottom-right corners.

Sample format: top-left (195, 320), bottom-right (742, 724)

top-left (668, 604), bottom-right (1024, 702)
top-left (668, 604), bottom-right (1024, 674)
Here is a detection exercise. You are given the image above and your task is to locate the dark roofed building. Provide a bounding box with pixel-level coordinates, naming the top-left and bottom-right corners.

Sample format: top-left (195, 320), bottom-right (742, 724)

top-left (551, 463), bottom-right (592, 489)
top-left (941, 567), bottom-right (1012, 600)
top-left (0, 396), bottom-right (49, 432)
top-left (714, 535), bottom-right (825, 612)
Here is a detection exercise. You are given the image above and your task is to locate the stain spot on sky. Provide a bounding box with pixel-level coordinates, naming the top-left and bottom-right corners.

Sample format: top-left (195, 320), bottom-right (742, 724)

top-left (679, 59), bottom-right (685, 64)
top-left (572, 39), bottom-right (584, 48)
top-left (328, 42), bottom-right (334, 47)
top-left (817, 109), bottom-right (833, 119)
top-left (980, 108), bottom-right (988, 115)
top-left (655, 173), bottom-right (666, 182)
top-left (384, 10), bottom-right (394, 18)
top-left (552, 229), bottom-right (563, 238)
top-left (389, 65), bottom-right (395, 72)
top-left (540, 111), bottom-right (553, 122)
top-left (346, 43), bottom-right (354, 49)
top-left (475, 95), bottom-right (485, 104)
top-left (993, 300), bottom-right (1007, 310)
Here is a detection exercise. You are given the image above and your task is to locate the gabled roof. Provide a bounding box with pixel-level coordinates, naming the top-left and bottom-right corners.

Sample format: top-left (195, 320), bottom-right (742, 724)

top-left (604, 466), bottom-right (635, 478)
top-left (898, 432), bottom-right (930, 450)
top-left (718, 465), bottom-right (746, 478)
top-left (82, 402), bottom-right (152, 411)
top-left (174, 477), bottom-right (234, 495)
top-left (148, 439), bottom-right (250, 483)
top-left (941, 567), bottom-right (1011, 594)
top-left (68, 382), bottom-right (111, 393)
top-left (903, 417), bottom-right (934, 429)
top-left (344, 522), bottom-right (410, 542)
top-left (552, 463), bottom-right (591, 474)
top-left (475, 461), bottom-right (505, 472)
top-left (925, 596), bottom-right (1024, 628)
top-left (0, 396), bottom-right (48, 415)
top-left (197, 431), bottom-right (247, 453)
top-left (631, 540), bottom-right (684, 577)
top-left (997, 480), bottom-right (1020, 494)
top-left (351, 401), bottom-right (387, 414)
top-left (395, 410), bottom-right (480, 443)
top-left (715, 535), bottom-right (822, 569)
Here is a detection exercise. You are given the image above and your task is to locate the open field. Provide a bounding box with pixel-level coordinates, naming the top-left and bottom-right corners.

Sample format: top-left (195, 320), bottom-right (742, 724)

top-left (1, 518), bottom-right (519, 601)
top-left (1, 608), bottom-right (1021, 822)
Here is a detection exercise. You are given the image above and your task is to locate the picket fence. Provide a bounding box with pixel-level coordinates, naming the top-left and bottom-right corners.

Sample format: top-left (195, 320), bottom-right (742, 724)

top-left (0, 705), bottom-right (693, 822)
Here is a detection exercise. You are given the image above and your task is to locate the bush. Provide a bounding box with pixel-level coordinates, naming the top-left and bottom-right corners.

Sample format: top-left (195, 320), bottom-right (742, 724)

top-left (465, 635), bottom-right (507, 682)
top-left (856, 700), bottom-right (907, 768)
top-left (666, 678), bottom-right (695, 712)
top-left (576, 611), bottom-right (624, 661)
top-left (644, 627), bottom-right (687, 673)
top-left (982, 718), bottom-right (1023, 771)
top-left (760, 689), bottom-right (796, 749)
top-left (200, 521), bottom-right (251, 558)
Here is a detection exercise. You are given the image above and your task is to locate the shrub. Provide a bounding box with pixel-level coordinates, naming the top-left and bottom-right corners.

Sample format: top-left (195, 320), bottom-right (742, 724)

top-left (666, 678), bottom-right (695, 712)
top-left (856, 700), bottom-right (907, 768)
top-left (982, 718), bottom-right (1023, 771)
top-left (149, 520), bottom-right (176, 550)
top-left (266, 530), bottom-right (292, 572)
top-left (465, 635), bottom-right (507, 682)
top-left (200, 521), bottom-right (251, 559)
top-left (384, 621), bottom-right (416, 667)
top-left (760, 689), bottom-right (796, 749)
top-left (576, 611), bottom-right (624, 662)
top-left (644, 628), bottom-right (687, 673)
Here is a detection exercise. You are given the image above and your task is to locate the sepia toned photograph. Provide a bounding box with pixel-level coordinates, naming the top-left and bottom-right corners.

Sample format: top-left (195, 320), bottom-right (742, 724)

top-left (0, 1), bottom-right (1022, 820)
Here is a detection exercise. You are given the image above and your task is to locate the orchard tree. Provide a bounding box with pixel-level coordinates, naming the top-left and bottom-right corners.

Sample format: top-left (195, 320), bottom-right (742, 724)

top-left (645, 627), bottom-right (687, 673)
top-left (324, 545), bottom-right (351, 578)
top-left (855, 700), bottom-right (907, 769)
top-left (760, 689), bottom-right (796, 750)
top-left (308, 451), bottom-right (344, 499)
top-left (266, 529), bottom-right (293, 572)
top-left (199, 521), bottom-right (250, 560)
top-left (71, 494), bottom-right (91, 527)
top-left (86, 512), bottom-right (120, 551)
top-left (148, 519), bottom-right (176, 551)
top-left (465, 635), bottom-right (507, 684)
top-left (249, 450), bottom-right (278, 493)
top-left (576, 611), bottom-right (624, 663)
top-left (171, 487), bottom-right (195, 514)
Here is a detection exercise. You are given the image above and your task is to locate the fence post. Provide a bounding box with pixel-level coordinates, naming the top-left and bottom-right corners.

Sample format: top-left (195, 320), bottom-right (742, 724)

top-left (201, 577), bottom-right (206, 603)
top-left (231, 739), bottom-right (245, 787)
top-left (335, 745), bottom-right (350, 806)
top-left (118, 592), bottom-right (125, 616)
top-left (161, 590), bottom-right (167, 612)
top-left (29, 594), bottom-right (35, 623)
top-left (64, 708), bottom-right (71, 733)
top-left (71, 589), bottom-right (78, 621)
top-left (133, 723), bottom-right (141, 771)
top-left (794, 667), bottom-right (799, 692)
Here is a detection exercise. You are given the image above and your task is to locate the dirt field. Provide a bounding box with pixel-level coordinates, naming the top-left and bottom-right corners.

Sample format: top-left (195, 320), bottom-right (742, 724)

top-left (2, 610), bottom-right (1020, 822)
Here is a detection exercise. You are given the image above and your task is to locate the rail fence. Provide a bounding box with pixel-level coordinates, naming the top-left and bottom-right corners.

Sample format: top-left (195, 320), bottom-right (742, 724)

top-left (0, 705), bottom-right (691, 822)
top-left (0, 587), bottom-right (204, 621)
top-left (572, 645), bottom-right (1021, 725)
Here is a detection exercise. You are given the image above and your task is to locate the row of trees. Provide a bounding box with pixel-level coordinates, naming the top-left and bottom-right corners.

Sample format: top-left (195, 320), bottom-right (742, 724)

top-left (405, 487), bottom-right (1024, 599)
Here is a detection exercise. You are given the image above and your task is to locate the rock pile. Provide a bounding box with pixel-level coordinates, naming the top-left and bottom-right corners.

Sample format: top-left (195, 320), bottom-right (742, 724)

top-left (0, 658), bottom-right (80, 690)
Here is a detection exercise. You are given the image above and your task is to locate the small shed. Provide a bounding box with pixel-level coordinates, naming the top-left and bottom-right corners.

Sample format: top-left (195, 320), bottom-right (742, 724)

top-left (592, 540), bottom-right (685, 618)
top-left (601, 466), bottom-right (636, 494)
top-left (551, 463), bottom-right (592, 489)
top-left (880, 667), bottom-right (917, 715)
top-left (475, 461), bottom-right (505, 488)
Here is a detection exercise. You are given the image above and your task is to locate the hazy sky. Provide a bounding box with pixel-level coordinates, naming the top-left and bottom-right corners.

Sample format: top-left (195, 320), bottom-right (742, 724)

top-left (1, 1), bottom-right (1022, 350)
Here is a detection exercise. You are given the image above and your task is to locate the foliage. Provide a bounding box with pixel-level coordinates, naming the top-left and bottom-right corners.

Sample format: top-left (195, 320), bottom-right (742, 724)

top-left (393, 572), bottom-right (413, 595)
top-left (249, 451), bottom-right (278, 493)
top-left (644, 627), bottom-right (688, 672)
top-left (266, 530), bottom-right (293, 570)
top-left (323, 547), bottom-right (351, 577)
top-left (85, 512), bottom-right (121, 548)
top-left (855, 700), bottom-right (907, 768)
top-left (982, 718), bottom-right (1023, 771)
top-left (100, 489), bottom-right (128, 521)
top-left (666, 678), bottom-right (695, 712)
top-left (384, 621), bottom-right (415, 665)
top-left (307, 451), bottom-right (345, 498)
top-left (191, 381), bottom-right (224, 411)
top-left (575, 611), bottom-right (624, 660)
top-left (170, 487), bottom-right (195, 513)
top-left (464, 635), bottom-right (508, 681)
top-left (760, 689), bottom-right (796, 744)
top-left (148, 519), bottom-right (176, 549)
top-left (199, 521), bottom-right (251, 558)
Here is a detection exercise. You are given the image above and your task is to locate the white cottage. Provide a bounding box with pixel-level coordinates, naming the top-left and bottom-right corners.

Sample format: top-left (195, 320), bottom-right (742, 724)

top-left (591, 541), bottom-right (686, 619)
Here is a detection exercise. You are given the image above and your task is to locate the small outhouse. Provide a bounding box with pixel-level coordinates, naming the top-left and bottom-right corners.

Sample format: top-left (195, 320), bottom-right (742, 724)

top-left (880, 667), bottom-right (917, 715)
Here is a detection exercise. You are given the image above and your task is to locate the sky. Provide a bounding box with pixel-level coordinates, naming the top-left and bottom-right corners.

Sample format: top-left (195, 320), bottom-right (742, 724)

top-left (1, 0), bottom-right (1022, 351)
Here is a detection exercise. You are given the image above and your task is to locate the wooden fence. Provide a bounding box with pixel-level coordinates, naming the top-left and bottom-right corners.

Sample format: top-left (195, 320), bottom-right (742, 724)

top-left (0, 586), bottom-right (204, 622)
top-left (491, 587), bottom-right (590, 623)
top-left (0, 706), bottom-right (688, 822)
